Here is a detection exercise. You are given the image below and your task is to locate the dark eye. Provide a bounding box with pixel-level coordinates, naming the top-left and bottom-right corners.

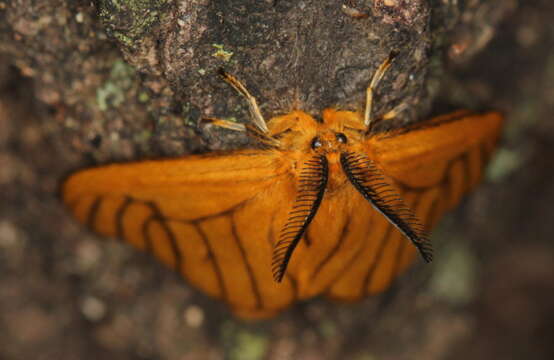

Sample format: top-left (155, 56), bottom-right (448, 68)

top-left (311, 137), bottom-right (322, 150)
top-left (336, 132), bottom-right (348, 144)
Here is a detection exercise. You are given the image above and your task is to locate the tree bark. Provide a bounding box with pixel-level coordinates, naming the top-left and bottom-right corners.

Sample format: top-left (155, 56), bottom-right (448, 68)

top-left (6, 1), bottom-right (554, 360)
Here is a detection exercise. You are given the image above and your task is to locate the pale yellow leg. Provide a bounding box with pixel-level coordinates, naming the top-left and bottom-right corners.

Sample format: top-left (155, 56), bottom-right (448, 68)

top-left (201, 117), bottom-right (280, 148)
top-left (219, 70), bottom-right (269, 133)
top-left (364, 53), bottom-right (397, 128)
top-left (378, 103), bottom-right (408, 122)
top-left (201, 117), bottom-right (246, 132)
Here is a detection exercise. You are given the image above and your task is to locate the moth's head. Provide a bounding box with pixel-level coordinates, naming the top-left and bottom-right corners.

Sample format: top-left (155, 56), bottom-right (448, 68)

top-left (267, 109), bottom-right (367, 155)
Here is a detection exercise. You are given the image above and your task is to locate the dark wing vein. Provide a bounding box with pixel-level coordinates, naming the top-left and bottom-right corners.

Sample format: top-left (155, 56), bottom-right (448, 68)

top-left (145, 201), bottom-right (183, 270)
top-left (230, 214), bottom-right (263, 309)
top-left (192, 221), bottom-right (228, 301)
top-left (271, 155), bottom-right (328, 282)
top-left (115, 197), bottom-right (132, 240)
top-left (310, 215), bottom-right (351, 282)
top-left (362, 224), bottom-right (395, 296)
top-left (86, 196), bottom-right (102, 229)
top-left (340, 152), bottom-right (433, 262)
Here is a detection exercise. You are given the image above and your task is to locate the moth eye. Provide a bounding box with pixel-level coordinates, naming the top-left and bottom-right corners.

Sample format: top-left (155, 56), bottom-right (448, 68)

top-left (336, 132), bottom-right (348, 144)
top-left (311, 137), bottom-right (323, 150)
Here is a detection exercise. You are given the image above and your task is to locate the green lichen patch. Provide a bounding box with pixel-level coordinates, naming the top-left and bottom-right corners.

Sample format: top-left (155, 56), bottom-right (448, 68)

top-left (486, 148), bottom-right (526, 182)
top-left (96, 60), bottom-right (137, 110)
top-left (222, 322), bottom-right (269, 360)
top-left (212, 44), bottom-right (234, 62)
top-left (98, 0), bottom-right (172, 51)
top-left (429, 240), bottom-right (477, 305)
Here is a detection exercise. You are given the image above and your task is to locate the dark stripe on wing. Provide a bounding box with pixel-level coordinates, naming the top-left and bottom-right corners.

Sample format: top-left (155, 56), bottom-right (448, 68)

top-left (193, 221), bottom-right (228, 301)
top-left (231, 215), bottom-right (263, 309)
top-left (362, 225), bottom-right (394, 297)
top-left (115, 197), bottom-right (132, 240)
top-left (86, 196), bottom-right (102, 229)
top-left (145, 201), bottom-right (182, 271)
top-left (310, 216), bottom-right (351, 282)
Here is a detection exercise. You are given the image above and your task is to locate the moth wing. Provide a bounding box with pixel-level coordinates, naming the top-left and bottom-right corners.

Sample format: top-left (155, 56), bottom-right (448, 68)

top-left (283, 183), bottom-right (413, 300)
top-left (63, 150), bottom-right (298, 318)
top-left (325, 111), bottom-right (503, 300)
top-left (324, 183), bottom-right (441, 300)
top-left (370, 111), bottom-right (503, 211)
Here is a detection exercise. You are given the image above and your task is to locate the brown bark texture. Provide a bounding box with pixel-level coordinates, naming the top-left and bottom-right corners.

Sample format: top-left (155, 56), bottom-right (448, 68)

top-left (2, 0), bottom-right (554, 359)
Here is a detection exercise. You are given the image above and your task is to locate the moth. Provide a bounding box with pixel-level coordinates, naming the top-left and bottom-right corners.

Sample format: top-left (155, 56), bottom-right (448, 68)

top-left (63, 54), bottom-right (503, 318)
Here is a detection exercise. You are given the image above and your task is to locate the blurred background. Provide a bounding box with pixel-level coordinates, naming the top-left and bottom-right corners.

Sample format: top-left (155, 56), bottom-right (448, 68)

top-left (1, 0), bottom-right (553, 359)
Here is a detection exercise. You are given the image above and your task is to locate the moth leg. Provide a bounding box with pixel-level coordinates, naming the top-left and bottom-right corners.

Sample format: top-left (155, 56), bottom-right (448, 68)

top-left (364, 52), bottom-right (397, 128)
top-left (376, 103), bottom-right (408, 122)
top-left (218, 69), bottom-right (269, 133)
top-left (201, 117), bottom-right (280, 148)
top-left (201, 117), bottom-right (247, 132)
top-left (202, 117), bottom-right (281, 148)
top-left (245, 124), bottom-right (281, 148)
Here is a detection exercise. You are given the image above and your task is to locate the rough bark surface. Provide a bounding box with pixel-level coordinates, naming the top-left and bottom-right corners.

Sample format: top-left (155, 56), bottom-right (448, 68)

top-left (3, 0), bottom-right (554, 359)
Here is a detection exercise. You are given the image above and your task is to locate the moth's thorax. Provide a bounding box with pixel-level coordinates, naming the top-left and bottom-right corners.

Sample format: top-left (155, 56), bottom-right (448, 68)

top-left (326, 152), bottom-right (350, 193)
top-left (267, 109), bottom-right (367, 154)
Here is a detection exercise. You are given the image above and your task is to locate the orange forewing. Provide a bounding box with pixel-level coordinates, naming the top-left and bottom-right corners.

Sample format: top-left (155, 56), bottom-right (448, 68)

top-left (63, 109), bottom-right (502, 318)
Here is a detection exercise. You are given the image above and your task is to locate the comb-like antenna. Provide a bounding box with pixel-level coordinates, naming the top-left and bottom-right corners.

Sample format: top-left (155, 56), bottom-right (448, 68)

top-left (219, 69), bottom-right (269, 133)
top-left (340, 152), bottom-right (433, 262)
top-left (364, 51), bottom-right (398, 129)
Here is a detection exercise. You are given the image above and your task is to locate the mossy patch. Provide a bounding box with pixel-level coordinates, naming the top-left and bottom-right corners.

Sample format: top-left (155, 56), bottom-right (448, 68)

top-left (96, 60), bottom-right (136, 110)
top-left (222, 322), bottom-right (268, 360)
top-left (429, 239), bottom-right (477, 305)
top-left (212, 44), bottom-right (234, 62)
top-left (98, 0), bottom-right (171, 50)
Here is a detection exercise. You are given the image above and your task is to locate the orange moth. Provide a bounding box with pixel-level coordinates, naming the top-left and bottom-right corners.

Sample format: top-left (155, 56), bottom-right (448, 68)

top-left (63, 54), bottom-right (503, 318)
